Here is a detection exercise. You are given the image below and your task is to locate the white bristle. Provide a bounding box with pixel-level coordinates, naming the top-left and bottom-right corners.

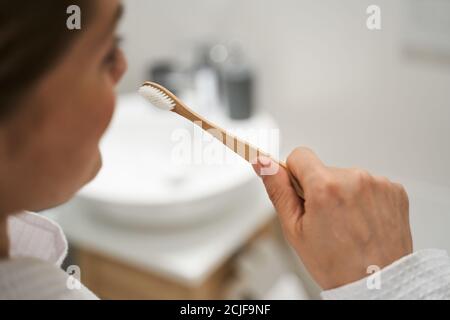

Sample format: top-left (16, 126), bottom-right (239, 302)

top-left (138, 85), bottom-right (176, 111)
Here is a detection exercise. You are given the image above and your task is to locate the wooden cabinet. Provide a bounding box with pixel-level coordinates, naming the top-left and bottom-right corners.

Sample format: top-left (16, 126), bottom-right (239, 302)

top-left (73, 220), bottom-right (275, 299)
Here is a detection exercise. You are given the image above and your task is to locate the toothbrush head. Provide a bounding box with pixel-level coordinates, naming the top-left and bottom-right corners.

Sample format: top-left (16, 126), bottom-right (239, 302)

top-left (139, 82), bottom-right (176, 111)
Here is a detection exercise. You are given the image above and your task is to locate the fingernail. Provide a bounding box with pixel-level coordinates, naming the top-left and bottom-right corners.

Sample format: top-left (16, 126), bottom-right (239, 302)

top-left (258, 156), bottom-right (272, 167)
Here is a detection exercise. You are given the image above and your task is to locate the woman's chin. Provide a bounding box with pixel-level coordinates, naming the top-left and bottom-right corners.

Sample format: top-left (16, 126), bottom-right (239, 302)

top-left (27, 151), bottom-right (103, 212)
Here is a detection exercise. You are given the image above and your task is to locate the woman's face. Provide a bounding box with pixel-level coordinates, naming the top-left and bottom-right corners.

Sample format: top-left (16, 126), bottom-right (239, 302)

top-left (0, 0), bottom-right (127, 212)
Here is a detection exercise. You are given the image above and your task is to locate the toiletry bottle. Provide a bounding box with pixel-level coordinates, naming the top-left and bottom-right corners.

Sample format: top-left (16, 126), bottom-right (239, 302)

top-left (149, 61), bottom-right (178, 95)
top-left (193, 45), bottom-right (221, 116)
top-left (222, 47), bottom-right (254, 120)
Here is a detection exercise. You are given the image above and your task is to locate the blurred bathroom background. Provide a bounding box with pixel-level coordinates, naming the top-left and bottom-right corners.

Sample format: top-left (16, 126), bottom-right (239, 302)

top-left (47, 0), bottom-right (450, 299)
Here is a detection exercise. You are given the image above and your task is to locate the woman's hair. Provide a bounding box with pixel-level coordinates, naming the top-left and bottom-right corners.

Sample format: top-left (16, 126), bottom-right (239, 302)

top-left (0, 1), bottom-right (93, 120)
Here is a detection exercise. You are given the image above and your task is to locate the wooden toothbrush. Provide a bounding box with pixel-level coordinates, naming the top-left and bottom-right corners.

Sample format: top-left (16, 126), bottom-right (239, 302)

top-left (139, 81), bottom-right (305, 200)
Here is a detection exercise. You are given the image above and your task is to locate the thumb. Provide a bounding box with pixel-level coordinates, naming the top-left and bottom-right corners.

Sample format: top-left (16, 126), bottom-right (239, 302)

top-left (253, 156), bottom-right (304, 229)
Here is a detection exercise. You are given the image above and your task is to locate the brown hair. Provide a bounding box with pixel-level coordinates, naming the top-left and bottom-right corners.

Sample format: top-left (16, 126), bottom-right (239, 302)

top-left (0, 0), bottom-right (94, 120)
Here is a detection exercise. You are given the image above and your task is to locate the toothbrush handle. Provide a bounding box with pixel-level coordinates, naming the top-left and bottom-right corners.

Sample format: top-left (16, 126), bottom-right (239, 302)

top-left (174, 106), bottom-right (305, 200)
top-left (212, 127), bottom-right (306, 200)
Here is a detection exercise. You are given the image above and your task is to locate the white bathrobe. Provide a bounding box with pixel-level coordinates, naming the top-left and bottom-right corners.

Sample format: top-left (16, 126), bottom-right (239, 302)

top-left (1, 211), bottom-right (449, 300)
top-left (0, 212), bottom-right (97, 299)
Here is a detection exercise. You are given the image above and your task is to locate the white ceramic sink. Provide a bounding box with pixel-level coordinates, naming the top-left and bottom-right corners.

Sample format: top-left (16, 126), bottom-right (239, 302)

top-left (75, 94), bottom-right (278, 228)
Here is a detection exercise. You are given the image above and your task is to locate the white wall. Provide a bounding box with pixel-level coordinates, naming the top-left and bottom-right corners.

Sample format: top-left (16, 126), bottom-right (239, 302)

top-left (117, 0), bottom-right (450, 187)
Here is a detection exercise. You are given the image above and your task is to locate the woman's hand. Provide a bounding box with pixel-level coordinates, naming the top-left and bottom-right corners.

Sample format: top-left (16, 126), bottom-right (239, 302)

top-left (253, 147), bottom-right (413, 290)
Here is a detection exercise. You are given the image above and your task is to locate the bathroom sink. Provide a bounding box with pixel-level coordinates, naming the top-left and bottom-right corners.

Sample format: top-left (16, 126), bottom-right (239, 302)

top-left (75, 94), bottom-right (278, 228)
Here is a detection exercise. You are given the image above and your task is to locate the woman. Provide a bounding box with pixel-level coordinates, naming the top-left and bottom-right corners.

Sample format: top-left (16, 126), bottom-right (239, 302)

top-left (0, 0), bottom-right (125, 298)
top-left (0, 0), bottom-right (449, 299)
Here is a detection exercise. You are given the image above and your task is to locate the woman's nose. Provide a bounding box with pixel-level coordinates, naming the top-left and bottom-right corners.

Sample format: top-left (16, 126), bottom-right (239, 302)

top-left (113, 49), bottom-right (127, 84)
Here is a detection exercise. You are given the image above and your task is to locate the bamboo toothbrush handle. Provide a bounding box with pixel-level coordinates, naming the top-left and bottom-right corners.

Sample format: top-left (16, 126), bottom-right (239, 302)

top-left (174, 105), bottom-right (305, 200)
